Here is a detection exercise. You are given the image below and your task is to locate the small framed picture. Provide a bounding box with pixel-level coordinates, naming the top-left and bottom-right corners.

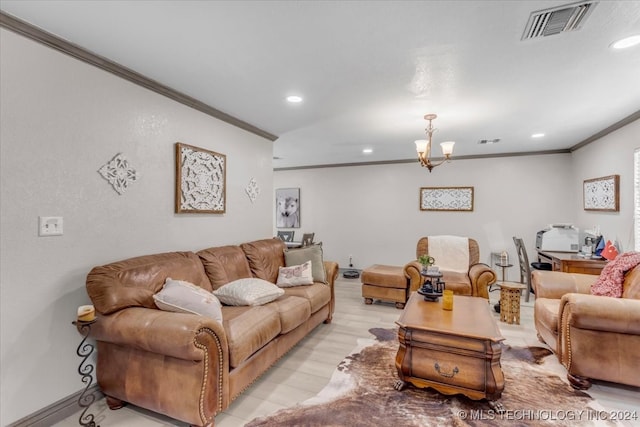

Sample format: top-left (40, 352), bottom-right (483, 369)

top-left (276, 188), bottom-right (300, 228)
top-left (420, 187), bottom-right (474, 211)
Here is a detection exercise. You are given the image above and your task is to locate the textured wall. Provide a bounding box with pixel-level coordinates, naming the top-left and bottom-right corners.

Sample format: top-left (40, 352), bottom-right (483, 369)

top-left (274, 153), bottom-right (575, 271)
top-left (572, 119), bottom-right (639, 252)
top-left (0, 28), bottom-right (273, 424)
top-left (274, 120), bottom-right (638, 271)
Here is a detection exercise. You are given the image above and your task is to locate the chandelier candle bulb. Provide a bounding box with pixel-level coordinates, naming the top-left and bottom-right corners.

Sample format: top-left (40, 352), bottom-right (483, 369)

top-left (440, 141), bottom-right (455, 155)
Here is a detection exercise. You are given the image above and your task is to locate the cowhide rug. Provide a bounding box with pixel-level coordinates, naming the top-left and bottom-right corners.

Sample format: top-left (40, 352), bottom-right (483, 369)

top-left (246, 328), bottom-right (623, 427)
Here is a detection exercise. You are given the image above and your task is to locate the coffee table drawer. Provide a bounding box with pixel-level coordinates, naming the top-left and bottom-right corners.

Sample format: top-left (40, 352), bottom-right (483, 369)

top-left (409, 346), bottom-right (487, 391)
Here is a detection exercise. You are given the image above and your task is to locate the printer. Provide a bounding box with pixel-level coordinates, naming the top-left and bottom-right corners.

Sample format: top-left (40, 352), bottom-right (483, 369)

top-left (536, 224), bottom-right (579, 253)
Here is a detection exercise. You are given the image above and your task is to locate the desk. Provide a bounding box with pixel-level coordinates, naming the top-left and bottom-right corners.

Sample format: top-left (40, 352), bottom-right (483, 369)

top-left (537, 251), bottom-right (607, 275)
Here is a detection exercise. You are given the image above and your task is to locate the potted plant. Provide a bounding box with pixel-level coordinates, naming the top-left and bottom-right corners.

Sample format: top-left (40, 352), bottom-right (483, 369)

top-left (418, 254), bottom-right (435, 274)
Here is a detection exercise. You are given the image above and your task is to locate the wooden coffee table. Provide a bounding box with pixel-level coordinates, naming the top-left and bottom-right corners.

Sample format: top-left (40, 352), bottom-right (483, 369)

top-left (394, 292), bottom-right (506, 411)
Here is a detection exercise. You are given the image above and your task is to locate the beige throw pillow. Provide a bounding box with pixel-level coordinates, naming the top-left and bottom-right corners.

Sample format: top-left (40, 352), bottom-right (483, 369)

top-left (153, 278), bottom-right (223, 323)
top-left (284, 245), bottom-right (326, 284)
top-left (277, 260), bottom-right (314, 287)
top-left (213, 278), bottom-right (284, 306)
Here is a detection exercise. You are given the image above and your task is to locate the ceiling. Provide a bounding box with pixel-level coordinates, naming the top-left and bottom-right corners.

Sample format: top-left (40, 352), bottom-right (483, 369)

top-left (1, 1), bottom-right (639, 169)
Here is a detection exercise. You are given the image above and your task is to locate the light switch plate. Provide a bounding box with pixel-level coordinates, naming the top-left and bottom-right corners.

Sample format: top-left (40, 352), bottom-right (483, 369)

top-left (39, 216), bottom-right (63, 236)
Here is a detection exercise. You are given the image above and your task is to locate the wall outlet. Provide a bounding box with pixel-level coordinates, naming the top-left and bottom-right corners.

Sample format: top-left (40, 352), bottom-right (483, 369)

top-left (39, 216), bottom-right (63, 236)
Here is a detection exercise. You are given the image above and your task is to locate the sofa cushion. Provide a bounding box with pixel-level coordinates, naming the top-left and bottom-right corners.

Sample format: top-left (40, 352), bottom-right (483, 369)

top-left (153, 278), bottom-right (223, 323)
top-left (221, 305), bottom-right (281, 368)
top-left (285, 245), bottom-right (327, 284)
top-left (622, 264), bottom-right (640, 299)
top-left (213, 278), bottom-right (284, 306)
top-left (441, 271), bottom-right (471, 295)
top-left (535, 298), bottom-right (559, 328)
top-left (283, 283), bottom-right (331, 314)
top-left (241, 239), bottom-right (287, 283)
top-left (197, 245), bottom-right (253, 290)
top-left (277, 261), bottom-right (314, 287)
top-left (265, 296), bottom-right (311, 333)
top-left (86, 251), bottom-right (212, 315)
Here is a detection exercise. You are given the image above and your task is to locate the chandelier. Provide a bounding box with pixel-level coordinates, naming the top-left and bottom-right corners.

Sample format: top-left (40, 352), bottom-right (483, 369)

top-left (414, 114), bottom-right (455, 172)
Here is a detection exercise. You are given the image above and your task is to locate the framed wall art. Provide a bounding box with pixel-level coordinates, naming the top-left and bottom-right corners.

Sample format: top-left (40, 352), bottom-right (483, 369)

top-left (175, 142), bottom-right (226, 213)
top-left (583, 175), bottom-right (619, 212)
top-left (420, 187), bottom-right (474, 211)
top-left (276, 188), bottom-right (300, 228)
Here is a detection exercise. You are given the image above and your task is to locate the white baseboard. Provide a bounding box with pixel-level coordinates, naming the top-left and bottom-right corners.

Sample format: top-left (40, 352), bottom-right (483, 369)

top-left (8, 385), bottom-right (103, 427)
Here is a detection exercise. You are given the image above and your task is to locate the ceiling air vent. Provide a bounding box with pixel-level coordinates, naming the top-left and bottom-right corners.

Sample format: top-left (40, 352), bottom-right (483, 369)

top-left (478, 138), bottom-right (501, 145)
top-left (522, 1), bottom-right (596, 40)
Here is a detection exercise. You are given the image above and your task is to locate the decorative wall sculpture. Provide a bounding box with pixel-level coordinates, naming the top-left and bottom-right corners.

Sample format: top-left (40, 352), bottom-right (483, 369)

top-left (583, 175), bottom-right (620, 212)
top-left (420, 187), bottom-right (474, 211)
top-left (175, 142), bottom-right (226, 213)
top-left (245, 177), bottom-right (260, 203)
top-left (98, 153), bottom-right (139, 195)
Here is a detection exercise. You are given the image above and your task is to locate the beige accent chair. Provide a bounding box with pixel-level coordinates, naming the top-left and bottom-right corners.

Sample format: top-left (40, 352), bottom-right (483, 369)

top-left (532, 266), bottom-right (640, 389)
top-left (404, 237), bottom-right (497, 300)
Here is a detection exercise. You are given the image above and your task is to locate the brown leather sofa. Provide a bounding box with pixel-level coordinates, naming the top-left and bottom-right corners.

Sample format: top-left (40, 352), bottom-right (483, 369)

top-left (85, 238), bottom-right (338, 427)
top-left (404, 237), bottom-right (497, 299)
top-left (532, 266), bottom-right (640, 389)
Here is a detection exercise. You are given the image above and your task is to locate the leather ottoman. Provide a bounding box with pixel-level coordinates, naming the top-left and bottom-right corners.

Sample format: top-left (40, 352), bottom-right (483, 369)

top-left (361, 264), bottom-right (408, 309)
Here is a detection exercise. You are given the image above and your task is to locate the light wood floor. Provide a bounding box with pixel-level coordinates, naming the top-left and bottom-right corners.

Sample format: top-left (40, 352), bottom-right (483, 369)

top-left (55, 276), bottom-right (640, 426)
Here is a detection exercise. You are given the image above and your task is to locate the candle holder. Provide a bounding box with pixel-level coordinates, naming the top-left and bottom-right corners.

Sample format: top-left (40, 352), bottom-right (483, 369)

top-left (418, 271), bottom-right (445, 301)
top-left (72, 319), bottom-right (100, 427)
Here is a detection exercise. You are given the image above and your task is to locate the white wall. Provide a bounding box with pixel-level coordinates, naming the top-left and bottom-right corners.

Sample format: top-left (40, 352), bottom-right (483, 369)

top-left (0, 29), bottom-right (273, 425)
top-left (274, 153), bottom-right (575, 273)
top-left (572, 119), bottom-right (639, 252)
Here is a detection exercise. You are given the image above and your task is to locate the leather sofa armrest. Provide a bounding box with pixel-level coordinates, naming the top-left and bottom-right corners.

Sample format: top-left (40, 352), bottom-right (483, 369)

top-left (324, 260), bottom-right (339, 287)
top-left (323, 260), bottom-right (339, 321)
top-left (87, 306), bottom-right (228, 362)
top-left (469, 263), bottom-right (496, 300)
top-left (559, 293), bottom-right (640, 335)
top-left (404, 261), bottom-right (422, 293)
top-left (532, 270), bottom-right (596, 299)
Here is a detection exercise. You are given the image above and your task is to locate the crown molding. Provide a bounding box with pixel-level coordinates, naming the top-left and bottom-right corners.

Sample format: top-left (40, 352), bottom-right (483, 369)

top-left (0, 11), bottom-right (278, 142)
top-left (570, 109), bottom-right (640, 151)
top-left (274, 149), bottom-right (571, 171)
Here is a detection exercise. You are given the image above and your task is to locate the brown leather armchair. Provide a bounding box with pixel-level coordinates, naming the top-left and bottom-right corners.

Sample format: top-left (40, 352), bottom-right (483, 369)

top-left (404, 236), bottom-right (497, 299)
top-left (532, 266), bottom-right (640, 389)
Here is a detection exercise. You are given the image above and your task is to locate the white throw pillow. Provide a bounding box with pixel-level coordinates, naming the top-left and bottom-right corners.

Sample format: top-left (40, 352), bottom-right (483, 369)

top-left (213, 278), bottom-right (284, 306)
top-left (153, 278), bottom-right (223, 323)
top-left (277, 260), bottom-right (314, 287)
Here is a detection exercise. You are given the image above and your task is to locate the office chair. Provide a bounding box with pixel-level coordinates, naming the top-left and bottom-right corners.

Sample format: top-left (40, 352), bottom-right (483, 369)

top-left (513, 236), bottom-right (552, 302)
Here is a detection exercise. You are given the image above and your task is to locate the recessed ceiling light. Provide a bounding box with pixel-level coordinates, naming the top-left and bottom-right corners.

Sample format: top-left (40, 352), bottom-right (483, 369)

top-left (531, 133), bottom-right (545, 138)
top-left (611, 35), bottom-right (640, 50)
top-left (286, 95), bottom-right (303, 103)
top-left (362, 148), bottom-right (373, 154)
